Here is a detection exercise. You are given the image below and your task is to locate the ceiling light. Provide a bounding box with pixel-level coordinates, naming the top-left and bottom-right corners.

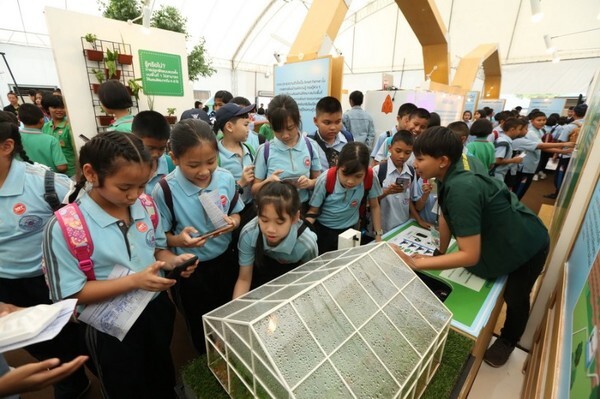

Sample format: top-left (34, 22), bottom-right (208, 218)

top-left (530, 0), bottom-right (543, 23)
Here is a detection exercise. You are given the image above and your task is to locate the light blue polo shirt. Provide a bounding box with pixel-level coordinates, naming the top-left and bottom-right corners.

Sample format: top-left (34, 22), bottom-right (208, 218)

top-left (309, 170), bottom-right (382, 229)
top-left (246, 131), bottom-right (260, 152)
top-left (412, 176), bottom-right (438, 225)
top-left (513, 127), bottom-right (542, 174)
top-left (493, 133), bottom-right (513, 180)
top-left (146, 154), bottom-right (170, 195)
top-left (311, 131), bottom-right (349, 171)
top-left (152, 167), bottom-right (244, 260)
top-left (238, 218), bottom-right (318, 266)
top-left (107, 114), bottom-right (134, 133)
top-left (371, 127), bottom-right (398, 161)
top-left (373, 159), bottom-right (413, 232)
top-left (0, 161), bottom-right (72, 279)
top-left (254, 134), bottom-right (322, 203)
top-left (218, 140), bottom-right (254, 204)
top-left (558, 119), bottom-right (583, 159)
top-left (43, 193), bottom-right (167, 301)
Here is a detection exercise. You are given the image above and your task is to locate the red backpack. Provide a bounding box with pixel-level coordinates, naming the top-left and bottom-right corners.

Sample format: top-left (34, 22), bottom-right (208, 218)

top-left (325, 166), bottom-right (374, 229)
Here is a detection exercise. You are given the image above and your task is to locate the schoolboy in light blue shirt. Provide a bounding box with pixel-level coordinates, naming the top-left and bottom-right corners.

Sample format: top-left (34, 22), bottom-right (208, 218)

top-left (492, 118), bottom-right (525, 183)
top-left (152, 167), bottom-right (244, 260)
top-left (309, 96), bottom-right (352, 170)
top-left (370, 102), bottom-right (417, 161)
top-left (238, 218), bottom-right (318, 266)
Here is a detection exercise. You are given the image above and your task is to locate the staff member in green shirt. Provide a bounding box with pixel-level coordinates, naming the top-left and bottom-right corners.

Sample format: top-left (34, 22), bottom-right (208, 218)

top-left (98, 80), bottom-right (134, 133)
top-left (42, 94), bottom-right (76, 177)
top-left (394, 126), bottom-right (549, 367)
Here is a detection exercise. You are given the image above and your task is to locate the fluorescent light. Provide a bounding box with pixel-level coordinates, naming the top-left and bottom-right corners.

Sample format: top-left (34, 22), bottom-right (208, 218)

top-left (544, 35), bottom-right (555, 54)
top-left (530, 0), bottom-right (543, 22)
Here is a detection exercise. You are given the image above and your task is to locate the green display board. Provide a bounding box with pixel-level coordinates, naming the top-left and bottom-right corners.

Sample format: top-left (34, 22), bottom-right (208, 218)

top-left (138, 50), bottom-right (184, 96)
top-left (384, 221), bottom-right (506, 337)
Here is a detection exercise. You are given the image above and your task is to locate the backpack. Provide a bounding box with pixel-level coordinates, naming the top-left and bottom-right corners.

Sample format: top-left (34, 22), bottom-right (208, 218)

top-left (157, 178), bottom-right (239, 234)
top-left (43, 169), bottom-right (62, 211)
top-left (54, 193), bottom-right (159, 281)
top-left (568, 122), bottom-right (582, 143)
top-left (309, 130), bottom-right (354, 168)
top-left (263, 136), bottom-right (314, 162)
top-left (489, 140), bottom-right (511, 177)
top-left (542, 126), bottom-right (557, 143)
top-left (325, 166), bottom-right (374, 230)
top-left (376, 162), bottom-right (415, 186)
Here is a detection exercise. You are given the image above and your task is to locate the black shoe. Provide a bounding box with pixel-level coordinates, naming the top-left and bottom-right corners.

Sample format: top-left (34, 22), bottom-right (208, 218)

top-left (483, 337), bottom-right (515, 367)
top-left (543, 193), bottom-right (558, 199)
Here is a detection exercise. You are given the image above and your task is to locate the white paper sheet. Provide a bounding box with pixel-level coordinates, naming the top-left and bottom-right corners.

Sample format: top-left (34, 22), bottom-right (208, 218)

top-left (199, 190), bottom-right (228, 230)
top-left (0, 299), bottom-right (77, 353)
top-left (78, 265), bottom-right (154, 341)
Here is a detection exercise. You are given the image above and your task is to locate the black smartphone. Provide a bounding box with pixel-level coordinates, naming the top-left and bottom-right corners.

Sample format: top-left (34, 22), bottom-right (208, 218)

top-left (167, 256), bottom-right (198, 280)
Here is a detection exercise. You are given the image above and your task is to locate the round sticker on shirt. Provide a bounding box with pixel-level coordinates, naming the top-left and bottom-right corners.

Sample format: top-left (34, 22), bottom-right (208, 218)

top-left (145, 230), bottom-right (156, 247)
top-left (350, 200), bottom-right (359, 208)
top-left (304, 157), bottom-right (310, 168)
top-left (136, 221), bottom-right (148, 233)
top-left (19, 215), bottom-right (44, 232)
top-left (13, 203), bottom-right (26, 215)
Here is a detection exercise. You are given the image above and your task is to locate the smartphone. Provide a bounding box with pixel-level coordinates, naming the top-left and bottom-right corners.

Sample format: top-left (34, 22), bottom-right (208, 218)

top-left (395, 177), bottom-right (410, 188)
top-left (167, 256), bottom-right (198, 280)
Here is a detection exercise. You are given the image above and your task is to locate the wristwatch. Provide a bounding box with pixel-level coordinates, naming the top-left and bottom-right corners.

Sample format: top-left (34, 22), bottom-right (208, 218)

top-left (374, 229), bottom-right (384, 236)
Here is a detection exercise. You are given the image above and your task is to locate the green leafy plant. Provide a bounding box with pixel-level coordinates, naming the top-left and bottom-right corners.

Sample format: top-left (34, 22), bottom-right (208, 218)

top-left (84, 33), bottom-right (98, 50)
top-left (188, 38), bottom-right (216, 81)
top-left (98, 0), bottom-right (141, 22)
top-left (92, 69), bottom-right (105, 83)
top-left (151, 5), bottom-right (188, 37)
top-left (104, 49), bottom-right (119, 79)
top-left (127, 78), bottom-right (143, 100)
top-left (166, 107), bottom-right (176, 116)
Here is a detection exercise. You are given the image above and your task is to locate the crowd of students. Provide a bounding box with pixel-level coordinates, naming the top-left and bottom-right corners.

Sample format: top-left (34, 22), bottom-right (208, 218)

top-left (0, 79), bottom-right (587, 397)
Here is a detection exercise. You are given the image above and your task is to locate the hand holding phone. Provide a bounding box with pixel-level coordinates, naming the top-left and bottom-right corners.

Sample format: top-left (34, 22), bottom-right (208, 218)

top-left (167, 256), bottom-right (198, 280)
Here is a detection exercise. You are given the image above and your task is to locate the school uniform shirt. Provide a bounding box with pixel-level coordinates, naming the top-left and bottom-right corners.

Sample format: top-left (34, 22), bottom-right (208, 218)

top-left (43, 193), bottom-right (167, 301)
top-left (309, 170), bottom-right (382, 229)
top-left (437, 162), bottom-right (548, 279)
top-left (218, 140), bottom-right (254, 205)
top-left (107, 114), bottom-right (134, 133)
top-left (215, 131), bottom-right (259, 155)
top-left (466, 140), bottom-right (496, 170)
top-left (238, 218), bottom-right (318, 266)
top-left (152, 167), bottom-right (244, 261)
top-left (513, 127), bottom-right (543, 174)
top-left (42, 119), bottom-right (76, 177)
top-left (311, 131), bottom-right (349, 171)
top-left (0, 161), bottom-right (72, 279)
top-left (493, 133), bottom-right (513, 181)
top-left (411, 176), bottom-right (438, 225)
top-left (558, 118), bottom-right (584, 159)
top-left (488, 126), bottom-right (503, 143)
top-left (254, 134), bottom-right (322, 203)
top-left (373, 159), bottom-right (413, 232)
top-left (19, 127), bottom-right (67, 173)
top-left (146, 154), bottom-right (170, 195)
top-left (371, 127), bottom-right (398, 161)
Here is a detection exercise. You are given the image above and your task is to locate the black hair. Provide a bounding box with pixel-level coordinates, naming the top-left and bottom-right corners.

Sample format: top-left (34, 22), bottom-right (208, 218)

top-left (194, 101), bottom-right (201, 108)
top-left (463, 110), bottom-right (472, 119)
top-left (0, 110), bottom-right (19, 126)
top-left (428, 112), bottom-right (441, 127)
top-left (98, 80), bottom-right (133, 110)
top-left (18, 103), bottom-right (44, 125)
top-left (28, 89), bottom-right (36, 97)
top-left (484, 107), bottom-right (494, 117)
top-left (6, 91), bottom-right (17, 97)
top-left (257, 108), bottom-right (265, 115)
top-left (390, 130), bottom-right (414, 146)
top-left (573, 104), bottom-right (587, 118)
top-left (546, 115), bottom-right (558, 126)
top-left (255, 181), bottom-right (300, 220)
top-left (568, 106), bottom-right (574, 111)
top-left (337, 142), bottom-right (370, 175)
top-left (132, 111), bottom-right (171, 141)
top-left (41, 94), bottom-right (64, 113)
top-left (447, 121), bottom-right (470, 139)
top-left (316, 96), bottom-right (343, 115)
top-left (475, 109), bottom-right (486, 117)
top-left (528, 111), bottom-right (546, 120)
top-left (170, 119), bottom-right (216, 159)
top-left (231, 96), bottom-right (251, 107)
top-left (413, 126), bottom-right (463, 164)
top-left (0, 120), bottom-right (31, 162)
top-left (469, 119), bottom-right (493, 138)
top-left (349, 91), bottom-right (364, 106)
top-left (503, 117), bottom-right (526, 132)
top-left (70, 132), bottom-right (151, 202)
top-left (214, 90), bottom-right (233, 104)
top-left (494, 110), bottom-right (511, 123)
top-left (267, 94), bottom-right (301, 132)
top-left (409, 108), bottom-right (431, 121)
top-left (557, 116), bottom-right (569, 126)
top-left (397, 102), bottom-right (417, 117)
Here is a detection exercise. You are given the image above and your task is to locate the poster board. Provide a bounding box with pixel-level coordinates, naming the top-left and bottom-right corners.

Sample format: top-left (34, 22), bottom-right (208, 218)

top-left (274, 57), bottom-right (332, 135)
top-left (528, 97), bottom-right (567, 117)
top-left (477, 99), bottom-right (506, 113)
top-left (384, 220), bottom-right (506, 338)
top-left (464, 91), bottom-right (480, 114)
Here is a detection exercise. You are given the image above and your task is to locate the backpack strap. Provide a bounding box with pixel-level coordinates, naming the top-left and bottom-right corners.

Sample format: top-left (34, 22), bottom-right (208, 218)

top-left (43, 169), bottom-right (62, 211)
top-left (377, 162), bottom-right (388, 185)
top-left (55, 203), bottom-right (96, 281)
top-left (341, 129), bottom-right (354, 142)
top-left (228, 190), bottom-right (240, 215)
top-left (325, 167), bottom-right (337, 195)
top-left (363, 167), bottom-right (374, 191)
top-left (263, 141), bottom-right (270, 162)
top-left (242, 143), bottom-right (255, 162)
top-left (138, 193), bottom-right (159, 230)
top-left (158, 178), bottom-right (176, 232)
top-left (407, 164), bottom-right (415, 182)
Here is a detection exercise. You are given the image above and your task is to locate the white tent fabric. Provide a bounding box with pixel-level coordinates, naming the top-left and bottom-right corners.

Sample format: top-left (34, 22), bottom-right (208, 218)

top-left (0, 0), bottom-right (599, 96)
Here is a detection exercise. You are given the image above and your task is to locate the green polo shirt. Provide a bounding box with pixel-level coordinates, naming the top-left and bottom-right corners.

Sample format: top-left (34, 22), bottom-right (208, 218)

top-left (107, 114), bottom-right (134, 133)
top-left (42, 119), bottom-right (76, 177)
top-left (19, 127), bottom-right (67, 173)
top-left (438, 161), bottom-right (548, 279)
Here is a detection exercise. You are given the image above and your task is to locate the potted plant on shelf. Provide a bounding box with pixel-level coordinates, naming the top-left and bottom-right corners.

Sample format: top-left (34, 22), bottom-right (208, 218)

top-left (84, 33), bottom-right (103, 62)
top-left (96, 107), bottom-right (113, 127)
top-left (91, 69), bottom-right (105, 94)
top-left (117, 37), bottom-right (133, 65)
top-left (104, 49), bottom-right (121, 80)
top-left (165, 108), bottom-right (177, 124)
top-left (127, 78), bottom-right (143, 99)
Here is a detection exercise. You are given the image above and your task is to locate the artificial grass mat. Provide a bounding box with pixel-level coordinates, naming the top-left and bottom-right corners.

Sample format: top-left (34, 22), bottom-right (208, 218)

top-left (182, 330), bottom-right (473, 398)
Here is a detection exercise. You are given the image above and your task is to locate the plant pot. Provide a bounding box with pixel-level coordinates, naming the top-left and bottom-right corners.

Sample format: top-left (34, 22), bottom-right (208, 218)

top-left (118, 54), bottom-right (133, 65)
top-left (85, 49), bottom-right (103, 62)
top-left (165, 116), bottom-right (177, 124)
top-left (97, 115), bottom-right (113, 126)
top-left (104, 68), bottom-right (121, 80)
top-left (91, 83), bottom-right (101, 94)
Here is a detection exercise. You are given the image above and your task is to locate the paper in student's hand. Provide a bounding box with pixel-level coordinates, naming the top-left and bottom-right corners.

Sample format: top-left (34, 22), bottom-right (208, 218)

top-left (517, 152), bottom-right (527, 158)
top-left (199, 191), bottom-right (229, 230)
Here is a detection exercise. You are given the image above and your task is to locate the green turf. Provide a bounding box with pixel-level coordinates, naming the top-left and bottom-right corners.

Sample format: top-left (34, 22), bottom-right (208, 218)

top-left (182, 330), bottom-right (472, 398)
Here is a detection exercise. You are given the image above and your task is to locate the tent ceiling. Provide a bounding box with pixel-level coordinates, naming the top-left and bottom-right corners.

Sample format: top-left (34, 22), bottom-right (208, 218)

top-left (1, 0), bottom-right (599, 73)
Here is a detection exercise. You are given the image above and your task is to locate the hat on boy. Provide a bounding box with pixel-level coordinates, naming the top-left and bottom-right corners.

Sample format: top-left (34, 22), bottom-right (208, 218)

top-left (215, 103), bottom-right (255, 131)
